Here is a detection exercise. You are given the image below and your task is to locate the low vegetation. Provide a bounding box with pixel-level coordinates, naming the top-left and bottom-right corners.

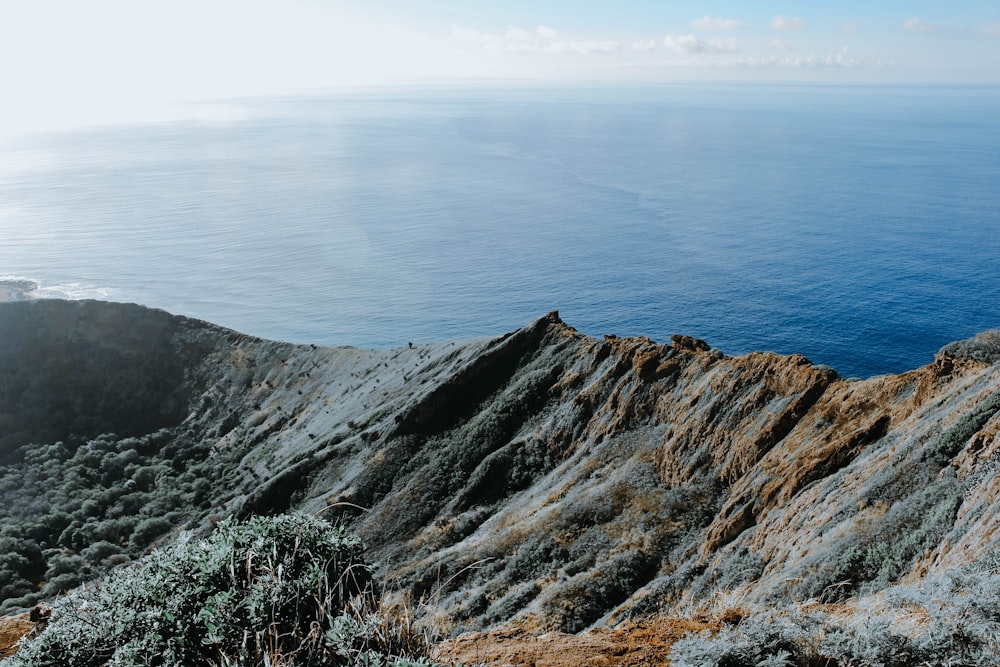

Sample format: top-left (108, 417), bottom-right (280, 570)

top-left (7, 513), bottom-right (443, 667)
top-left (0, 429), bottom-right (230, 612)
top-left (5, 301), bottom-right (1000, 665)
top-left (669, 560), bottom-right (1000, 666)
top-left (940, 329), bottom-right (1000, 364)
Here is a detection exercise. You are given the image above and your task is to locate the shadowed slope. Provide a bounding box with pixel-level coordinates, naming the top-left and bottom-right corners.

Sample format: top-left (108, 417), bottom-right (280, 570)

top-left (0, 300), bottom-right (195, 455)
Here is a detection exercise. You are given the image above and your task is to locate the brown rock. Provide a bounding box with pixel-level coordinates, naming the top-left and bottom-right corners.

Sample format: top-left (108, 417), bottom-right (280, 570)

top-left (670, 334), bottom-right (711, 353)
top-left (934, 351), bottom-right (955, 376)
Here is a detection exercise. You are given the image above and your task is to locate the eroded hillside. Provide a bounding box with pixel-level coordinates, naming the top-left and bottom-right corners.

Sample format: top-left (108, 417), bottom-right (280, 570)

top-left (1, 299), bottom-right (999, 637)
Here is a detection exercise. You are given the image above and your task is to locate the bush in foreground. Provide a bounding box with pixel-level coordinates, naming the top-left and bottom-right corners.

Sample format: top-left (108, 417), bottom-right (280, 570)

top-left (7, 514), bottom-right (442, 667)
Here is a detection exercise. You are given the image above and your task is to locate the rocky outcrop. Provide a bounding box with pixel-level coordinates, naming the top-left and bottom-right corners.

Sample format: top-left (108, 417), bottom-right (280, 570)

top-left (2, 299), bottom-right (1000, 634)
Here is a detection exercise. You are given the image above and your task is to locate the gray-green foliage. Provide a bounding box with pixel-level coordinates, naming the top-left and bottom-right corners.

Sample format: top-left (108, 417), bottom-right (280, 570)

top-left (688, 545), bottom-right (765, 600)
top-left (7, 514), bottom-right (442, 667)
top-left (807, 474), bottom-right (965, 601)
top-left (0, 428), bottom-right (228, 611)
top-left (483, 582), bottom-right (540, 625)
top-left (923, 389), bottom-right (1000, 465)
top-left (535, 549), bottom-right (660, 634)
top-left (669, 611), bottom-right (814, 667)
top-left (940, 330), bottom-right (1000, 364)
top-left (670, 566), bottom-right (1000, 667)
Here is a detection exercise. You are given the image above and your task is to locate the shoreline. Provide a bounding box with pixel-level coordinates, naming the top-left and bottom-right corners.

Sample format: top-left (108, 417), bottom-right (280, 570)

top-left (0, 284), bottom-right (35, 303)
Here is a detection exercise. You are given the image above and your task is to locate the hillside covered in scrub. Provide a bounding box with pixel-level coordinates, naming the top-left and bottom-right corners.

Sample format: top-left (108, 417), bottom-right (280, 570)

top-left (2, 298), bottom-right (1000, 655)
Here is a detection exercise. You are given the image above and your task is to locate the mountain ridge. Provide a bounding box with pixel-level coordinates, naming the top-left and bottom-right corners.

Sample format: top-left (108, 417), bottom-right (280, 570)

top-left (1, 298), bottom-right (999, 637)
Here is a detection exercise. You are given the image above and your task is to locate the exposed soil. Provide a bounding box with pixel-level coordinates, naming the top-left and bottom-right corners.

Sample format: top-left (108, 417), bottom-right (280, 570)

top-left (0, 613), bottom-right (712, 664)
top-left (0, 613), bottom-right (35, 658)
top-left (435, 617), bottom-right (713, 667)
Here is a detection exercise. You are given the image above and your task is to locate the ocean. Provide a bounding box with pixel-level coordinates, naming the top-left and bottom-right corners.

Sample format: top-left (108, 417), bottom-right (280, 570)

top-left (1, 84), bottom-right (998, 378)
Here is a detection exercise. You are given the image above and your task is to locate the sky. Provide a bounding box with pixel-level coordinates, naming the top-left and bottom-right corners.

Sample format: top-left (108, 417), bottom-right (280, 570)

top-left (1, 0), bottom-right (999, 135)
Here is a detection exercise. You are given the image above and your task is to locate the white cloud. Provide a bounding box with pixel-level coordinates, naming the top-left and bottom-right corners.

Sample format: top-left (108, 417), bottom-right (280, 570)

top-left (770, 38), bottom-right (793, 50)
top-left (740, 47), bottom-right (863, 69)
top-left (900, 17), bottom-right (936, 33)
top-left (709, 38), bottom-right (740, 53)
top-left (691, 17), bottom-right (742, 31)
top-left (536, 25), bottom-right (558, 41)
top-left (504, 25), bottom-right (555, 42)
top-left (631, 39), bottom-right (657, 52)
top-left (663, 35), bottom-right (701, 53)
top-left (664, 34), bottom-right (739, 54)
top-left (538, 39), bottom-right (621, 55)
top-left (772, 16), bottom-right (807, 31)
top-left (450, 24), bottom-right (620, 55)
top-left (980, 22), bottom-right (1000, 38)
top-left (639, 46), bottom-right (889, 72)
top-left (824, 47), bottom-right (861, 67)
top-left (449, 25), bottom-right (492, 48)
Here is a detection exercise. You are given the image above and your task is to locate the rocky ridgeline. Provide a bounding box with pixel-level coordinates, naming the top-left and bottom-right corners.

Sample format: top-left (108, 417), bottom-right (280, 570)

top-left (1, 299), bottom-right (999, 635)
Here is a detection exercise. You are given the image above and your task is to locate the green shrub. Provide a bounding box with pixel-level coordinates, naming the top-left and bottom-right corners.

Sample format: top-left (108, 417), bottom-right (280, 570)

top-left (128, 516), bottom-right (173, 548)
top-left (799, 475), bottom-right (965, 601)
top-left (923, 389), bottom-right (1000, 465)
top-left (940, 330), bottom-right (1000, 364)
top-left (688, 545), bottom-right (765, 600)
top-left (507, 534), bottom-right (569, 582)
top-left (669, 611), bottom-right (813, 667)
top-left (80, 541), bottom-right (125, 566)
top-left (484, 582), bottom-right (541, 625)
top-left (669, 568), bottom-right (1000, 667)
top-left (0, 428), bottom-right (234, 609)
top-left (7, 513), bottom-right (441, 667)
top-left (541, 549), bottom-right (660, 633)
top-left (819, 620), bottom-right (921, 667)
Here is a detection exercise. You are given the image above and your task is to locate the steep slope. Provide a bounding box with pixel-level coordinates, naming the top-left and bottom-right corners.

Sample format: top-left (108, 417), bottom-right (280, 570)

top-left (1, 299), bottom-right (999, 636)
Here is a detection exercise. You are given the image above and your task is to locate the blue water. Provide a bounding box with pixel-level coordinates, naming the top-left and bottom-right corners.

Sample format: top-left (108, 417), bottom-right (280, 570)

top-left (2, 84), bottom-right (999, 378)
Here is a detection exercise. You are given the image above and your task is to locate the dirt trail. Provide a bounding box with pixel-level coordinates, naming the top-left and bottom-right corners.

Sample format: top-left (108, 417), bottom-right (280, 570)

top-left (435, 617), bottom-right (712, 666)
top-left (2, 614), bottom-right (709, 664)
